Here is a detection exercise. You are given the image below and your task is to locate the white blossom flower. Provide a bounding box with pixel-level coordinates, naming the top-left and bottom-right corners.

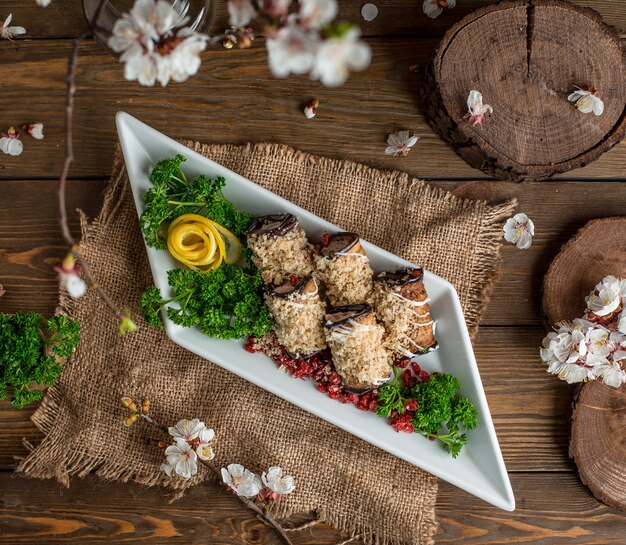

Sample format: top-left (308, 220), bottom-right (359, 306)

top-left (265, 0), bottom-right (293, 18)
top-left (299, 0), bottom-right (338, 29)
top-left (168, 418), bottom-right (214, 443)
top-left (540, 320), bottom-right (592, 383)
top-left (36, 0), bottom-right (53, 6)
top-left (584, 276), bottom-right (626, 324)
top-left (54, 252), bottom-right (87, 299)
top-left (60, 272), bottom-right (88, 299)
top-left (1, 14), bottom-right (26, 39)
top-left (423, 0), bottom-right (456, 19)
top-left (23, 123), bottom-right (44, 140)
top-left (221, 464), bottom-right (263, 498)
top-left (196, 442), bottom-right (215, 461)
top-left (585, 326), bottom-right (613, 360)
top-left (619, 311), bottom-right (626, 335)
top-left (311, 26), bottom-right (371, 87)
top-left (161, 438), bottom-right (198, 479)
top-left (0, 127), bottom-right (23, 156)
top-left (108, 0), bottom-right (208, 87)
top-left (503, 213), bottom-right (534, 249)
top-left (385, 131), bottom-right (419, 157)
top-left (568, 86), bottom-right (604, 116)
top-left (266, 16), bottom-right (319, 78)
top-left (262, 466), bottom-right (296, 495)
top-left (541, 320), bottom-right (626, 386)
top-left (464, 90), bottom-right (493, 126)
top-left (227, 0), bottom-right (258, 28)
top-left (589, 349), bottom-right (626, 387)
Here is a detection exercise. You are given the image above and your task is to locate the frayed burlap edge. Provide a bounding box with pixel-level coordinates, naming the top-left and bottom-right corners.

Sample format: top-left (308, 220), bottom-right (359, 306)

top-left (18, 141), bottom-right (515, 545)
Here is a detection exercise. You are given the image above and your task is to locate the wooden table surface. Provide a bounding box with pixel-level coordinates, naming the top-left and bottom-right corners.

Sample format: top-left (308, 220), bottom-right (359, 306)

top-left (1, 1), bottom-right (625, 543)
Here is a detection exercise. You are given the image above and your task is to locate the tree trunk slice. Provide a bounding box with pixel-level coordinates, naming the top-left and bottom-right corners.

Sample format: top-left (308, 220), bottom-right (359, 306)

top-left (571, 381), bottom-right (626, 512)
top-left (542, 217), bottom-right (626, 512)
top-left (543, 217), bottom-right (626, 325)
top-left (420, 0), bottom-right (626, 182)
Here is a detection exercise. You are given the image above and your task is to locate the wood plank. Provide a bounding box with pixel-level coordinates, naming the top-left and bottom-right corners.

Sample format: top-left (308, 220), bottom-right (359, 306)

top-left (1, 472), bottom-right (624, 545)
top-left (1, 0), bottom-right (624, 39)
top-left (0, 326), bottom-right (576, 472)
top-left (1, 39), bottom-right (625, 182)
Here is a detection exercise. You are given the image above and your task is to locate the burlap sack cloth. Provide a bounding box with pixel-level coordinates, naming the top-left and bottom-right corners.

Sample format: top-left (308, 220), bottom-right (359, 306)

top-left (18, 142), bottom-right (517, 545)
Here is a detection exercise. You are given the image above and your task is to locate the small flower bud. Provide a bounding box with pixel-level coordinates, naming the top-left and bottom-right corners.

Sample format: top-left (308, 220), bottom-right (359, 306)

top-left (157, 440), bottom-right (170, 449)
top-left (121, 397), bottom-right (138, 412)
top-left (119, 309), bottom-right (138, 336)
top-left (141, 398), bottom-right (151, 414)
top-left (123, 413), bottom-right (139, 427)
top-left (222, 36), bottom-right (235, 49)
top-left (304, 99), bottom-right (319, 119)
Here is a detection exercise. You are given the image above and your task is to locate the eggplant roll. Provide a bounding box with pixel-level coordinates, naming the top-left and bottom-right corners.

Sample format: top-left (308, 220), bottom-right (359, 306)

top-left (314, 232), bottom-right (374, 306)
top-left (246, 214), bottom-right (314, 286)
top-left (324, 304), bottom-right (391, 390)
top-left (265, 275), bottom-right (326, 358)
top-left (372, 267), bottom-right (437, 359)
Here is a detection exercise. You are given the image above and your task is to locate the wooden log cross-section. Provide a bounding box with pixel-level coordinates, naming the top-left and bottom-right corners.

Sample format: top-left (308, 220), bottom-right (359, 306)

top-left (543, 217), bottom-right (626, 513)
top-left (420, 0), bottom-right (626, 181)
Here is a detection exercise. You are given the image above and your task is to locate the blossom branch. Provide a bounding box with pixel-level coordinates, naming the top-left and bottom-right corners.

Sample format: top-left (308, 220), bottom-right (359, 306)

top-left (58, 0), bottom-right (127, 323)
top-left (135, 411), bottom-right (295, 545)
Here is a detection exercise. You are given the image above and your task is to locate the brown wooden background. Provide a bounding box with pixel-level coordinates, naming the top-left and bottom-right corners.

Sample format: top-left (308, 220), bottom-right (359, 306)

top-left (1, 1), bottom-right (625, 543)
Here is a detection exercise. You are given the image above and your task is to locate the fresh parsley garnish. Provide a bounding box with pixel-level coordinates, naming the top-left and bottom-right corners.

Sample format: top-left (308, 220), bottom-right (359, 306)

top-left (0, 312), bottom-right (80, 408)
top-left (375, 368), bottom-right (478, 458)
top-left (411, 373), bottom-right (478, 458)
top-left (141, 264), bottom-right (273, 339)
top-left (139, 154), bottom-right (253, 249)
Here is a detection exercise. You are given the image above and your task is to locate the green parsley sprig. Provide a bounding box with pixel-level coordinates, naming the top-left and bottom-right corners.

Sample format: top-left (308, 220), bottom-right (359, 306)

top-left (141, 264), bottom-right (273, 339)
top-left (140, 155), bottom-right (253, 249)
top-left (0, 312), bottom-right (80, 408)
top-left (376, 369), bottom-right (478, 458)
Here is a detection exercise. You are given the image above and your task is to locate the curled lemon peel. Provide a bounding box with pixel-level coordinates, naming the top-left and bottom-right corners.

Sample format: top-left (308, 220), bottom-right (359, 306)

top-left (167, 214), bottom-right (242, 271)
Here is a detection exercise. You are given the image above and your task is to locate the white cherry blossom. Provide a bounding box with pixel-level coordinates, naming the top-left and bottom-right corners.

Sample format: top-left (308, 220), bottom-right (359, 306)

top-left (503, 213), bottom-right (535, 250)
top-left (1, 14), bottom-right (26, 39)
top-left (568, 86), bottom-right (604, 116)
top-left (0, 127), bottom-right (23, 156)
top-left (36, 0), bottom-right (53, 6)
top-left (299, 0), bottom-right (338, 29)
top-left (60, 273), bottom-right (88, 299)
top-left (585, 276), bottom-right (626, 321)
top-left (227, 0), bottom-right (258, 28)
top-left (108, 0), bottom-right (208, 87)
top-left (262, 466), bottom-right (296, 495)
top-left (385, 131), bottom-right (419, 157)
top-left (423, 0), bottom-right (456, 19)
top-left (464, 90), bottom-right (493, 126)
top-left (311, 26), bottom-right (371, 87)
top-left (221, 464), bottom-right (263, 498)
top-left (266, 16), bottom-right (319, 78)
top-left (161, 439), bottom-right (198, 479)
top-left (168, 418), bottom-right (214, 443)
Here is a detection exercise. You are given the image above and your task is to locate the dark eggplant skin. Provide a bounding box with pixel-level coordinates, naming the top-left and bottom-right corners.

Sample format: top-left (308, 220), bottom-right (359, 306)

top-left (319, 232), bottom-right (362, 257)
top-left (375, 267), bottom-right (424, 286)
top-left (324, 304), bottom-right (372, 329)
top-left (270, 274), bottom-right (317, 299)
top-left (246, 213), bottom-right (298, 236)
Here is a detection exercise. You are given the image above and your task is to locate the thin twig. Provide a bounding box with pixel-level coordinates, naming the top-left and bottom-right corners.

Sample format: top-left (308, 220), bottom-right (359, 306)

top-left (138, 413), bottom-right (294, 545)
top-left (58, 0), bottom-right (124, 320)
